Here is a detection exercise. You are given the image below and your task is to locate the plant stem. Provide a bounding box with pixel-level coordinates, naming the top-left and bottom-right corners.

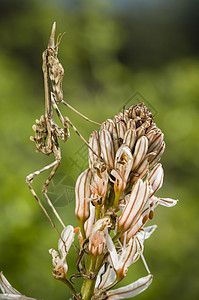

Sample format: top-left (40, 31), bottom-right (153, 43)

top-left (80, 221), bottom-right (86, 240)
top-left (104, 186), bottom-right (115, 213)
top-left (80, 255), bottom-right (97, 300)
top-left (100, 278), bottom-right (120, 294)
top-left (95, 205), bottom-right (101, 220)
top-left (112, 192), bottom-right (121, 208)
top-left (112, 232), bottom-right (121, 242)
top-left (81, 276), bottom-right (96, 300)
top-left (59, 278), bottom-right (77, 295)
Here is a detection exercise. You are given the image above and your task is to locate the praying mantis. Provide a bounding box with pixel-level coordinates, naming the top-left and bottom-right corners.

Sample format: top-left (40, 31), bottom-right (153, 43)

top-left (26, 22), bottom-right (101, 238)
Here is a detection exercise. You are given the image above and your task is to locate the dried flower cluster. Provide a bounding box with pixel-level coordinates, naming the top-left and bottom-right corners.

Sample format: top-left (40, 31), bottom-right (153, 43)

top-left (49, 103), bottom-right (177, 300)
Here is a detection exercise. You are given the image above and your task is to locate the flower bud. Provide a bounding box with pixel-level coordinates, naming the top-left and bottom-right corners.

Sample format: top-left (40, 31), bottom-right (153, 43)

top-left (89, 217), bottom-right (111, 256)
top-left (101, 119), bottom-right (119, 152)
top-left (123, 129), bottom-right (136, 150)
top-left (75, 169), bottom-right (92, 223)
top-left (118, 179), bottom-right (149, 234)
top-left (126, 118), bottom-right (136, 130)
top-left (126, 204), bottom-right (150, 241)
top-left (148, 132), bottom-right (164, 153)
top-left (148, 141), bottom-right (165, 169)
top-left (84, 202), bottom-right (96, 238)
top-left (89, 230), bottom-right (105, 257)
top-left (116, 120), bottom-right (127, 141)
top-left (148, 163), bottom-right (164, 196)
top-left (136, 125), bottom-right (146, 138)
top-left (111, 145), bottom-right (133, 195)
top-left (99, 129), bottom-right (114, 168)
top-left (132, 136), bottom-right (148, 171)
top-left (90, 168), bottom-right (109, 206)
top-left (89, 131), bottom-right (100, 168)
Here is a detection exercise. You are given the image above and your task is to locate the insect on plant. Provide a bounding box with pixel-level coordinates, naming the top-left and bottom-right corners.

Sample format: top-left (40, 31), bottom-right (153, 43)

top-left (0, 21), bottom-right (179, 300)
top-left (19, 21), bottom-right (180, 300)
top-left (26, 22), bottom-right (101, 238)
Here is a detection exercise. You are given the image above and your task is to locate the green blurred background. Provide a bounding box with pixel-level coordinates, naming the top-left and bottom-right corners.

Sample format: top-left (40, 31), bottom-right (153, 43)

top-left (0, 0), bottom-right (198, 299)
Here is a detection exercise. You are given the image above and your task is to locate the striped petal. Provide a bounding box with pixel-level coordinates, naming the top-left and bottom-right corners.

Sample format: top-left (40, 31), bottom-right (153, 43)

top-left (126, 204), bottom-right (150, 241)
top-left (136, 126), bottom-right (145, 138)
top-left (107, 274), bottom-right (153, 299)
top-left (116, 121), bottom-right (127, 141)
top-left (95, 264), bottom-right (116, 290)
top-left (101, 119), bottom-right (119, 153)
top-left (75, 169), bottom-right (92, 223)
top-left (146, 129), bottom-right (156, 145)
top-left (123, 129), bottom-right (136, 151)
top-left (89, 231), bottom-right (105, 257)
top-left (132, 136), bottom-right (148, 170)
top-left (49, 226), bottom-right (75, 279)
top-left (0, 272), bottom-right (21, 295)
top-left (0, 272), bottom-right (39, 300)
top-left (89, 130), bottom-right (100, 168)
top-left (113, 115), bottom-right (121, 124)
top-left (149, 141), bottom-right (165, 169)
top-left (58, 225), bottom-right (75, 255)
top-left (90, 168), bottom-right (109, 205)
top-left (148, 132), bottom-right (164, 153)
top-left (99, 129), bottom-right (114, 168)
top-left (119, 238), bottom-right (140, 271)
top-left (148, 163), bottom-right (164, 196)
top-left (112, 145), bottom-right (133, 194)
top-left (126, 119), bottom-right (136, 130)
top-left (106, 233), bottom-right (140, 278)
top-left (89, 218), bottom-right (111, 256)
top-left (136, 225), bottom-right (157, 245)
top-left (0, 295), bottom-right (39, 299)
top-left (84, 202), bottom-right (96, 238)
top-left (158, 197), bottom-right (178, 207)
top-left (131, 155), bottom-right (150, 184)
top-left (105, 231), bottom-right (119, 270)
top-left (150, 196), bottom-right (178, 208)
top-left (118, 179), bottom-right (149, 234)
